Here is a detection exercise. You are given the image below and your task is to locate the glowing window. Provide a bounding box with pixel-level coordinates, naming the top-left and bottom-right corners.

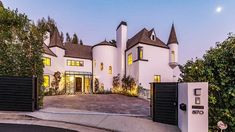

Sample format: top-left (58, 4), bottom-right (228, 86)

top-left (154, 75), bottom-right (161, 83)
top-left (139, 48), bottom-right (143, 60)
top-left (128, 53), bottom-right (133, 65)
top-left (108, 66), bottom-right (112, 74)
top-left (100, 63), bottom-right (104, 71)
top-left (43, 75), bottom-right (50, 87)
top-left (171, 51), bottom-right (175, 62)
top-left (43, 57), bottom-right (51, 66)
top-left (67, 60), bottom-right (84, 67)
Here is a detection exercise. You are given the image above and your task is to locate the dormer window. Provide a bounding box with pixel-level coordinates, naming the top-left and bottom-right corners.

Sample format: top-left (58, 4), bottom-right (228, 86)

top-left (151, 34), bottom-right (155, 40)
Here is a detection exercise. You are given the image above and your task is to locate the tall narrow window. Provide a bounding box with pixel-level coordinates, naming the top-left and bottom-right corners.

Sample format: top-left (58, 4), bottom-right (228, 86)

top-left (43, 57), bottom-right (51, 66)
top-left (154, 75), bottom-right (161, 83)
top-left (137, 46), bottom-right (143, 60)
top-left (108, 66), bottom-right (112, 74)
top-left (94, 60), bottom-right (96, 67)
top-left (128, 53), bottom-right (133, 65)
top-left (43, 75), bottom-right (50, 87)
top-left (171, 51), bottom-right (175, 62)
top-left (100, 63), bottom-right (104, 71)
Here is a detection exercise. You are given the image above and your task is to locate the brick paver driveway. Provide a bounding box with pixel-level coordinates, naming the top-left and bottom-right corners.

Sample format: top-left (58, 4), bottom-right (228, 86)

top-left (44, 94), bottom-right (150, 116)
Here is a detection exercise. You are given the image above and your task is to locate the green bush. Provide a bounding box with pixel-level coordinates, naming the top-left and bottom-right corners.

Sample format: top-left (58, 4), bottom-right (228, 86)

top-left (0, 6), bottom-right (45, 107)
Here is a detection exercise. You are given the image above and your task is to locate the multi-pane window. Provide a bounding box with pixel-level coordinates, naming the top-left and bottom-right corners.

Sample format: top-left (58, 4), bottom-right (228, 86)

top-left (128, 53), bottom-right (133, 65)
top-left (43, 75), bottom-right (50, 87)
top-left (108, 66), bottom-right (112, 74)
top-left (43, 57), bottom-right (51, 66)
top-left (154, 75), bottom-right (161, 83)
top-left (100, 63), bottom-right (104, 71)
top-left (171, 51), bottom-right (175, 62)
top-left (67, 60), bottom-right (84, 67)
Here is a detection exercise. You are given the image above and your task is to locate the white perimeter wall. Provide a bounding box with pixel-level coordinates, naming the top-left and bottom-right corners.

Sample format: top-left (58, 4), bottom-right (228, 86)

top-left (92, 46), bottom-right (117, 91)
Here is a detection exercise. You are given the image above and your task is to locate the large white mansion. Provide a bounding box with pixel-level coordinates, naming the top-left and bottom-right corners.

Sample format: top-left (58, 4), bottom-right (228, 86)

top-left (43, 21), bottom-right (180, 94)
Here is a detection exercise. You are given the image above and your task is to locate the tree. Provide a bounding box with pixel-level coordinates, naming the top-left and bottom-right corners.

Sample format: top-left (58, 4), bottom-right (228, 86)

top-left (66, 32), bottom-right (71, 42)
top-left (60, 31), bottom-right (64, 43)
top-left (51, 71), bottom-right (61, 92)
top-left (72, 33), bottom-right (78, 44)
top-left (179, 34), bottom-right (235, 131)
top-left (0, 6), bottom-right (44, 107)
top-left (80, 39), bottom-right (83, 45)
top-left (121, 75), bottom-right (136, 91)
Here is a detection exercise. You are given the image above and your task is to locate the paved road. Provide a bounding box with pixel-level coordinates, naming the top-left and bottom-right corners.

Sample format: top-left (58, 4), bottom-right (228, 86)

top-left (44, 94), bottom-right (150, 115)
top-left (0, 123), bottom-right (77, 132)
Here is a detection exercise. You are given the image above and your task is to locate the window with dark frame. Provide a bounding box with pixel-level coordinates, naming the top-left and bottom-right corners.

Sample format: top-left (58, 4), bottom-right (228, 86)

top-left (137, 46), bottom-right (143, 60)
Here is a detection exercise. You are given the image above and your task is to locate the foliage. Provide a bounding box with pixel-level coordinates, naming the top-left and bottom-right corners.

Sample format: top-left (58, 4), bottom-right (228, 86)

top-left (94, 78), bottom-right (99, 93)
top-left (121, 75), bottom-right (136, 91)
top-left (51, 71), bottom-right (61, 92)
top-left (112, 74), bottom-right (138, 97)
top-left (113, 74), bottom-right (121, 88)
top-left (72, 33), bottom-right (78, 44)
top-left (179, 34), bottom-right (235, 131)
top-left (66, 32), bottom-right (71, 42)
top-left (80, 39), bottom-right (83, 45)
top-left (60, 31), bottom-right (64, 43)
top-left (0, 6), bottom-right (44, 107)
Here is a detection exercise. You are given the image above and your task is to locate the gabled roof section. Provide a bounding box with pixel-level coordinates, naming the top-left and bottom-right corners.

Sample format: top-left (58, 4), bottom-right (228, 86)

top-left (64, 42), bottom-right (92, 60)
top-left (48, 27), bottom-right (65, 49)
top-left (92, 40), bottom-right (117, 49)
top-left (127, 28), bottom-right (168, 50)
top-left (43, 43), bottom-right (57, 57)
top-left (167, 24), bottom-right (178, 45)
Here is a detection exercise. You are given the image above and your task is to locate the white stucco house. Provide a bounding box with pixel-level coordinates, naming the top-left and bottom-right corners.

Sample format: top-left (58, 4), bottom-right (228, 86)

top-left (42, 21), bottom-right (180, 94)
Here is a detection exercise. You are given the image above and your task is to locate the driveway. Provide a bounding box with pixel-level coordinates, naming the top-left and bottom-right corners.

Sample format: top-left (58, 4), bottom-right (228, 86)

top-left (43, 94), bottom-right (150, 116)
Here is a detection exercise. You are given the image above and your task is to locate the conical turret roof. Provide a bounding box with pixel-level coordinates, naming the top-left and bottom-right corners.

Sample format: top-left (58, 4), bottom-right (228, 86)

top-left (167, 24), bottom-right (178, 45)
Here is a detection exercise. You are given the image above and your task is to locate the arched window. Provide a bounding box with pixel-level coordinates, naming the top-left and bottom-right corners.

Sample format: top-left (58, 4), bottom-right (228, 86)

top-left (100, 62), bottom-right (104, 71)
top-left (171, 51), bottom-right (175, 62)
top-left (108, 66), bottom-right (112, 74)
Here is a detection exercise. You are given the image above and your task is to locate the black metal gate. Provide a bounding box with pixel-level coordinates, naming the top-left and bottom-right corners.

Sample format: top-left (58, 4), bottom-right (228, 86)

top-left (0, 76), bottom-right (38, 111)
top-left (150, 82), bottom-right (178, 125)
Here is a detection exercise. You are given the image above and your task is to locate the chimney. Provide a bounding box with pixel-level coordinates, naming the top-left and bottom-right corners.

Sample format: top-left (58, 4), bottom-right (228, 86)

top-left (116, 21), bottom-right (127, 77)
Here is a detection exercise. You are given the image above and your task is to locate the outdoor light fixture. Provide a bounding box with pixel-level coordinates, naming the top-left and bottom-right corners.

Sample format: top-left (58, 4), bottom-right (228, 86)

top-left (194, 88), bottom-right (201, 96)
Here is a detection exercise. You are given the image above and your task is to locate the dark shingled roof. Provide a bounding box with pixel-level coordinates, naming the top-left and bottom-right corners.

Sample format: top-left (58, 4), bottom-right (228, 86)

top-left (92, 40), bottom-right (116, 49)
top-left (48, 28), bottom-right (65, 49)
top-left (43, 43), bottom-right (57, 57)
top-left (126, 28), bottom-right (168, 50)
top-left (167, 24), bottom-right (178, 45)
top-left (64, 42), bottom-right (92, 60)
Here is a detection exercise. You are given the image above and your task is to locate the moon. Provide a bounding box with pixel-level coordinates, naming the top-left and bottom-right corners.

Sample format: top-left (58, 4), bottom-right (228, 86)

top-left (216, 6), bottom-right (223, 13)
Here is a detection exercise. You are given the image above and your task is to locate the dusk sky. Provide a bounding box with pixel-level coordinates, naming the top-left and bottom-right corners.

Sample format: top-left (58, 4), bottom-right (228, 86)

top-left (2, 0), bottom-right (235, 64)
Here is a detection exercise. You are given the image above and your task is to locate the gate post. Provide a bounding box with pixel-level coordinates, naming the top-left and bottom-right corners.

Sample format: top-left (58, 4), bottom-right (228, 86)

top-left (178, 82), bottom-right (208, 132)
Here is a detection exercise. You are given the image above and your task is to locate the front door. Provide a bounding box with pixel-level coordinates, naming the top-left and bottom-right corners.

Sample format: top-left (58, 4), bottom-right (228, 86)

top-left (75, 77), bottom-right (82, 92)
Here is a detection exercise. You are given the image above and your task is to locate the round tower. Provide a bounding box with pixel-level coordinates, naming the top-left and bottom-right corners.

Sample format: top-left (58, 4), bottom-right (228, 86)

top-left (92, 40), bottom-right (117, 92)
top-left (167, 24), bottom-right (179, 69)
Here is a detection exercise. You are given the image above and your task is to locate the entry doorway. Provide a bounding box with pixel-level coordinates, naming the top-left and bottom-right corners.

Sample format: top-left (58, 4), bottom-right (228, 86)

top-left (75, 77), bottom-right (82, 92)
